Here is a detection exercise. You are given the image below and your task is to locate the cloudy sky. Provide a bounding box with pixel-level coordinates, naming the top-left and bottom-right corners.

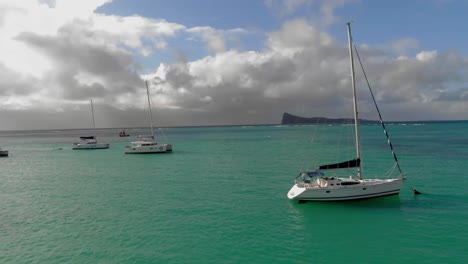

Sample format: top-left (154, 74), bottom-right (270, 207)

top-left (1, 0), bottom-right (467, 130)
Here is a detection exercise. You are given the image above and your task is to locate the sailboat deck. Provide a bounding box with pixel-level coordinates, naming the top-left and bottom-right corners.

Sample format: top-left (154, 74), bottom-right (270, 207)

top-left (298, 177), bottom-right (401, 189)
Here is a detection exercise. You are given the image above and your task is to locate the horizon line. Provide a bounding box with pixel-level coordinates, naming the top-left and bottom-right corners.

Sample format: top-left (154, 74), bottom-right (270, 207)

top-left (0, 119), bottom-right (467, 133)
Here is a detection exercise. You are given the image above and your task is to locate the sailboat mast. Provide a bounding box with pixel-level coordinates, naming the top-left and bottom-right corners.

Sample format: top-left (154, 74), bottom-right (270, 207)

top-left (145, 81), bottom-right (155, 137)
top-left (347, 22), bottom-right (362, 179)
top-left (90, 99), bottom-right (96, 129)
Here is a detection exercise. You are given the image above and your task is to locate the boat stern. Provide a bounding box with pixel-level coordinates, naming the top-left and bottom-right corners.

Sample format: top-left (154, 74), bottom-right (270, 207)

top-left (165, 144), bottom-right (173, 151)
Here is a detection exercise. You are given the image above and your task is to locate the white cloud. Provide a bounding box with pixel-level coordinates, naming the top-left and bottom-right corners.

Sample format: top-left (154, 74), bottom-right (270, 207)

top-left (320, 0), bottom-right (358, 25)
top-left (416, 50), bottom-right (438, 61)
top-left (264, 0), bottom-right (357, 26)
top-left (188, 27), bottom-right (226, 53)
top-left (154, 40), bottom-right (168, 49)
top-left (200, 95), bottom-right (212, 103)
top-left (284, 0), bottom-right (311, 13)
top-left (55, 0), bottom-right (112, 17)
top-left (264, 0), bottom-right (313, 15)
top-left (140, 19), bottom-right (468, 125)
top-left (267, 19), bottom-right (334, 53)
top-left (91, 15), bottom-right (185, 49)
top-left (0, 1), bottom-right (468, 130)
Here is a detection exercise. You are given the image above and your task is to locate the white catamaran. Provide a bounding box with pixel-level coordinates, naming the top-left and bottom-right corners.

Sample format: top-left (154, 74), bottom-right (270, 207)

top-left (124, 81), bottom-right (172, 154)
top-left (287, 23), bottom-right (406, 202)
top-left (72, 99), bottom-right (110, 150)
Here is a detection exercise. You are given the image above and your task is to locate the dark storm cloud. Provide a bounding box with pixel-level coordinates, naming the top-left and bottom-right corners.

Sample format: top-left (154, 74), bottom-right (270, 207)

top-left (63, 81), bottom-right (107, 100)
top-left (436, 88), bottom-right (468, 101)
top-left (0, 63), bottom-right (38, 96)
top-left (141, 20), bottom-right (468, 124)
top-left (15, 23), bottom-right (143, 101)
top-left (163, 63), bottom-right (193, 89)
top-left (139, 20), bottom-right (359, 124)
top-left (2, 7), bottom-right (468, 131)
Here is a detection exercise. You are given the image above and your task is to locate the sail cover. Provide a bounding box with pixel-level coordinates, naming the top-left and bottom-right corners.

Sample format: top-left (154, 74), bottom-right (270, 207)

top-left (318, 158), bottom-right (360, 170)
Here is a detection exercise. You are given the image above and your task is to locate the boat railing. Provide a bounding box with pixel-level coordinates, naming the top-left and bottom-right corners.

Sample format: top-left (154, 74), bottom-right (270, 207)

top-left (295, 171), bottom-right (323, 186)
top-left (138, 135), bottom-right (155, 141)
top-left (380, 162), bottom-right (406, 179)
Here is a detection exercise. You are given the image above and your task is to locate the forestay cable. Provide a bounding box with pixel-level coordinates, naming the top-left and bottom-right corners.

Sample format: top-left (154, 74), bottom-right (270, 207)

top-left (353, 45), bottom-right (403, 176)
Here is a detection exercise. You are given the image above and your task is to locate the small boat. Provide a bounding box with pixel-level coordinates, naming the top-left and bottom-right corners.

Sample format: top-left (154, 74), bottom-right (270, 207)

top-left (0, 147), bottom-right (8, 157)
top-left (125, 135), bottom-right (172, 154)
top-left (72, 99), bottom-right (110, 150)
top-left (119, 130), bottom-right (130, 137)
top-left (125, 81), bottom-right (172, 154)
top-left (287, 23), bottom-right (405, 202)
top-left (73, 136), bottom-right (109, 150)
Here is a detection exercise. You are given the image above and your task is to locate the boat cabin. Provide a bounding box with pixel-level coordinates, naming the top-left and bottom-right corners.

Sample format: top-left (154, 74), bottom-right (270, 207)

top-left (295, 171), bottom-right (361, 188)
top-left (74, 136), bottom-right (97, 145)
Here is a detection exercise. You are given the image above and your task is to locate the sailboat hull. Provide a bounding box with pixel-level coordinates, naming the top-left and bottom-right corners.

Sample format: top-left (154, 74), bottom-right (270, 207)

top-left (72, 143), bottom-right (110, 150)
top-left (287, 178), bottom-right (403, 201)
top-left (124, 143), bottom-right (172, 154)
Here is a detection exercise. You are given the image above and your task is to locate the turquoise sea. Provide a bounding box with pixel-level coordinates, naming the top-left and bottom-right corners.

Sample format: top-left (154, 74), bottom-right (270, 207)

top-left (1, 122), bottom-right (467, 263)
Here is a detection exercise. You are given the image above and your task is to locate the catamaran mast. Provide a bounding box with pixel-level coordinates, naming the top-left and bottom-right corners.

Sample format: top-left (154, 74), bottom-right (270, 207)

top-left (145, 81), bottom-right (155, 137)
top-left (347, 22), bottom-right (362, 180)
top-left (90, 99), bottom-right (96, 129)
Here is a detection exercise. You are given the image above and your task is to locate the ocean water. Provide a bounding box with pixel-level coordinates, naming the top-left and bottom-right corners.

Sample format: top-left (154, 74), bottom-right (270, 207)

top-left (0, 123), bottom-right (467, 263)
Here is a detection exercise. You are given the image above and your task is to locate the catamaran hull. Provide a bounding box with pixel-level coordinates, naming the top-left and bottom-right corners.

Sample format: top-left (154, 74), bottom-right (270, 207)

top-left (287, 179), bottom-right (403, 201)
top-left (124, 144), bottom-right (172, 154)
top-left (72, 144), bottom-right (110, 150)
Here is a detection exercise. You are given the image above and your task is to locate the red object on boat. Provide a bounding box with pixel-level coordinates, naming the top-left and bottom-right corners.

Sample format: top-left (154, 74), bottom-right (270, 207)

top-left (119, 130), bottom-right (130, 137)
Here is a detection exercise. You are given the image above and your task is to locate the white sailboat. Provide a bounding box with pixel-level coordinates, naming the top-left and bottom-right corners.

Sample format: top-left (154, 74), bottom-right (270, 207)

top-left (72, 99), bottom-right (110, 150)
top-left (287, 23), bottom-right (405, 202)
top-left (124, 81), bottom-right (172, 154)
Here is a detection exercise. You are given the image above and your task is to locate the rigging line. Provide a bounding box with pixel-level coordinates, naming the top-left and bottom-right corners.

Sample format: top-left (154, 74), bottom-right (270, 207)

top-left (149, 81), bottom-right (170, 141)
top-left (145, 81), bottom-right (155, 137)
top-left (345, 116), bottom-right (356, 168)
top-left (159, 127), bottom-right (168, 141)
top-left (146, 81), bottom-right (169, 141)
top-left (353, 44), bottom-right (403, 176)
top-left (301, 117), bottom-right (320, 172)
top-left (333, 123), bottom-right (342, 167)
top-left (382, 162), bottom-right (398, 178)
top-left (336, 119), bottom-right (351, 168)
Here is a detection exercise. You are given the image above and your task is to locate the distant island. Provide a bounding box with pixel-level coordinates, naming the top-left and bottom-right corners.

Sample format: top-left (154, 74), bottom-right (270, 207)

top-left (281, 112), bottom-right (378, 125)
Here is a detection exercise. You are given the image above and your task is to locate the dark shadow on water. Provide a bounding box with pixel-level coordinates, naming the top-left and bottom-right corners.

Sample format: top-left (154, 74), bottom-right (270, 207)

top-left (285, 196), bottom-right (404, 229)
top-left (289, 192), bottom-right (468, 218)
top-left (291, 195), bottom-right (403, 209)
top-left (401, 192), bottom-right (468, 214)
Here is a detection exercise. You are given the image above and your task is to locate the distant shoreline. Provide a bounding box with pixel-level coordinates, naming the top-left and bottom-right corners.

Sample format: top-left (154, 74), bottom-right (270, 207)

top-left (0, 119), bottom-right (467, 133)
top-left (280, 112), bottom-right (467, 125)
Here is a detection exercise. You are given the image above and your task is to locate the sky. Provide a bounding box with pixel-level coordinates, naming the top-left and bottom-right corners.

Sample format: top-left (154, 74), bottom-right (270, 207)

top-left (1, 0), bottom-right (468, 130)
